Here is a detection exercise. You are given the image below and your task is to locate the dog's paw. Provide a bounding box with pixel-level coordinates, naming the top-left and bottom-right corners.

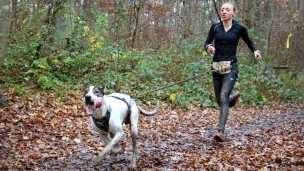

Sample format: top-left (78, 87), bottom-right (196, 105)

top-left (130, 158), bottom-right (137, 169)
top-left (93, 156), bottom-right (102, 166)
top-left (129, 163), bottom-right (136, 170)
top-left (110, 153), bottom-right (118, 162)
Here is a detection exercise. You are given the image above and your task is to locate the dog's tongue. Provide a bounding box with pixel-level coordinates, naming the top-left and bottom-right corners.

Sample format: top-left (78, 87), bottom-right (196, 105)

top-left (86, 100), bottom-right (102, 115)
top-left (94, 100), bottom-right (102, 108)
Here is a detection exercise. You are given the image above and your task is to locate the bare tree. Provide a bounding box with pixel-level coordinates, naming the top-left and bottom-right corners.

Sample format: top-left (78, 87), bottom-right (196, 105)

top-left (2, 0), bottom-right (303, 71)
top-left (131, 0), bottom-right (146, 49)
top-left (117, 0), bottom-right (128, 48)
top-left (53, 0), bottom-right (76, 46)
top-left (0, 0), bottom-right (11, 69)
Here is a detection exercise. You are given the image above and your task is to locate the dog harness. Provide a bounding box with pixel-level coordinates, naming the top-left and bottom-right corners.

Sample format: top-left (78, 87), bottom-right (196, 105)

top-left (108, 96), bottom-right (132, 114)
top-left (109, 96), bottom-right (132, 125)
top-left (92, 110), bottom-right (111, 132)
top-left (92, 96), bottom-right (133, 132)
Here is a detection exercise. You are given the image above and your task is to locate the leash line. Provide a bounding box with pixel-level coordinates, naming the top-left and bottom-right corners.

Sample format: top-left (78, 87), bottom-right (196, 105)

top-left (138, 64), bottom-right (233, 97)
top-left (138, 70), bottom-right (215, 97)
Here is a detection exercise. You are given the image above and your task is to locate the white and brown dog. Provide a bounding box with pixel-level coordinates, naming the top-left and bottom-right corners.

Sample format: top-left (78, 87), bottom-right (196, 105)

top-left (83, 86), bottom-right (159, 168)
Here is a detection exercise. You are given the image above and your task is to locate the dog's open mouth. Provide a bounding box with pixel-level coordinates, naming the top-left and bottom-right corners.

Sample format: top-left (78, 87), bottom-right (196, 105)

top-left (85, 100), bottom-right (102, 115)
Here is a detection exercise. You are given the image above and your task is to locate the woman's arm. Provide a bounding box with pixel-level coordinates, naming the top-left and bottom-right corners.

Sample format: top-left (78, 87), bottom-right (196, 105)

top-left (240, 25), bottom-right (257, 53)
top-left (241, 25), bottom-right (262, 60)
top-left (204, 24), bottom-right (216, 52)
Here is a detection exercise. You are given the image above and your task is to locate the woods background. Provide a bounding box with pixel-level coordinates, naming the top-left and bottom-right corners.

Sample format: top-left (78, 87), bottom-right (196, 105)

top-left (1, 1), bottom-right (304, 170)
top-left (0, 0), bottom-right (303, 107)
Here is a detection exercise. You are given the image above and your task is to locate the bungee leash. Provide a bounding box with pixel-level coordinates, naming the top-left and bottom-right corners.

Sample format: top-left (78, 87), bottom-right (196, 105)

top-left (137, 65), bottom-right (232, 97)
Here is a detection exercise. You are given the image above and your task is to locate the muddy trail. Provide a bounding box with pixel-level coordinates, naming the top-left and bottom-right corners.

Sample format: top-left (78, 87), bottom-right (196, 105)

top-left (0, 92), bottom-right (303, 170)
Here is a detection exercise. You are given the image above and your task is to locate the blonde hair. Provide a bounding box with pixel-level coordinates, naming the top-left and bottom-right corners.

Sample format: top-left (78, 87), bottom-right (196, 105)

top-left (222, 1), bottom-right (236, 12)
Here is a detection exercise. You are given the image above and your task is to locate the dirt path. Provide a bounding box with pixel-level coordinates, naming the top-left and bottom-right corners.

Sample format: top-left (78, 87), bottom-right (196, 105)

top-left (1, 97), bottom-right (303, 170)
top-left (41, 106), bottom-right (304, 170)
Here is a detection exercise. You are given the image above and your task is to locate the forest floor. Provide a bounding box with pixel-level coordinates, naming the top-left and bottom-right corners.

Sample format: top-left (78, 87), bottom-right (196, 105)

top-left (0, 89), bottom-right (303, 170)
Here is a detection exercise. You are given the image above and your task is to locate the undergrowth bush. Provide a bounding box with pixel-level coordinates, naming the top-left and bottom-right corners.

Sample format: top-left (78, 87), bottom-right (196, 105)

top-left (1, 10), bottom-right (302, 107)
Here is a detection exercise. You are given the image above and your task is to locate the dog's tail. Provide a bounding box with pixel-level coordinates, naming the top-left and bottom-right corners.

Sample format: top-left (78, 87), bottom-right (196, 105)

top-left (138, 101), bottom-right (160, 116)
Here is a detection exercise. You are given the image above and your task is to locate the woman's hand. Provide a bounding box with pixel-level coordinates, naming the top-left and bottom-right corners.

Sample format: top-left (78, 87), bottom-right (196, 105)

top-left (254, 50), bottom-right (262, 61)
top-left (207, 46), bottom-right (216, 54)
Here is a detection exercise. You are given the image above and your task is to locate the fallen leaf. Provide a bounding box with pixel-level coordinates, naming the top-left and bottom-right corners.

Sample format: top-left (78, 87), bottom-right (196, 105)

top-left (74, 138), bottom-right (81, 144)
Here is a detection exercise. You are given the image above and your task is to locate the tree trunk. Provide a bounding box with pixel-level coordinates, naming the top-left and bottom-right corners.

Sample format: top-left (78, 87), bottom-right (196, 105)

top-left (266, 0), bottom-right (276, 57)
top-left (0, 0), bottom-right (11, 69)
top-left (53, 0), bottom-right (76, 46)
top-left (10, 0), bottom-right (17, 33)
top-left (131, 0), bottom-right (145, 49)
top-left (83, 0), bottom-right (90, 10)
top-left (117, 0), bottom-right (128, 49)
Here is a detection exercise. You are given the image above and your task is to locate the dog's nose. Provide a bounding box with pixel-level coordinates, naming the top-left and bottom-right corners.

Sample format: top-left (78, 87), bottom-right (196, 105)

top-left (85, 95), bottom-right (91, 101)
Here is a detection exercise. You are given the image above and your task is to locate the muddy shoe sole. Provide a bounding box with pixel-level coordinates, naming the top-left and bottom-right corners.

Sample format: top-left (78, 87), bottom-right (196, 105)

top-left (214, 133), bottom-right (224, 142)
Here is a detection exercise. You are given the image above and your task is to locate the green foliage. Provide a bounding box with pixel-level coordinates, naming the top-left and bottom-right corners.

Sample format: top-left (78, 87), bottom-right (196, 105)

top-left (236, 53), bottom-right (303, 107)
top-left (1, 8), bottom-right (109, 91)
top-left (275, 72), bottom-right (304, 101)
top-left (1, 7), bottom-right (302, 107)
top-left (6, 85), bottom-right (30, 97)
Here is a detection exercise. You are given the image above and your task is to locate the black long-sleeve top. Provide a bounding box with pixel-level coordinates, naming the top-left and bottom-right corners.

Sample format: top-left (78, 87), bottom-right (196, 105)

top-left (204, 20), bottom-right (257, 63)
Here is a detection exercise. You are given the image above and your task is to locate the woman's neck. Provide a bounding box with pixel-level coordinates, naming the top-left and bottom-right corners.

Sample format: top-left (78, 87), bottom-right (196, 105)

top-left (223, 20), bottom-right (232, 27)
top-left (223, 20), bottom-right (233, 31)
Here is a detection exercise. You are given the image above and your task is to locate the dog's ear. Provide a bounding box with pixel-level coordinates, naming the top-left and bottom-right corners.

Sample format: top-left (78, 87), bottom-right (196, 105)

top-left (100, 85), bottom-right (106, 90)
top-left (99, 85), bottom-right (105, 95)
